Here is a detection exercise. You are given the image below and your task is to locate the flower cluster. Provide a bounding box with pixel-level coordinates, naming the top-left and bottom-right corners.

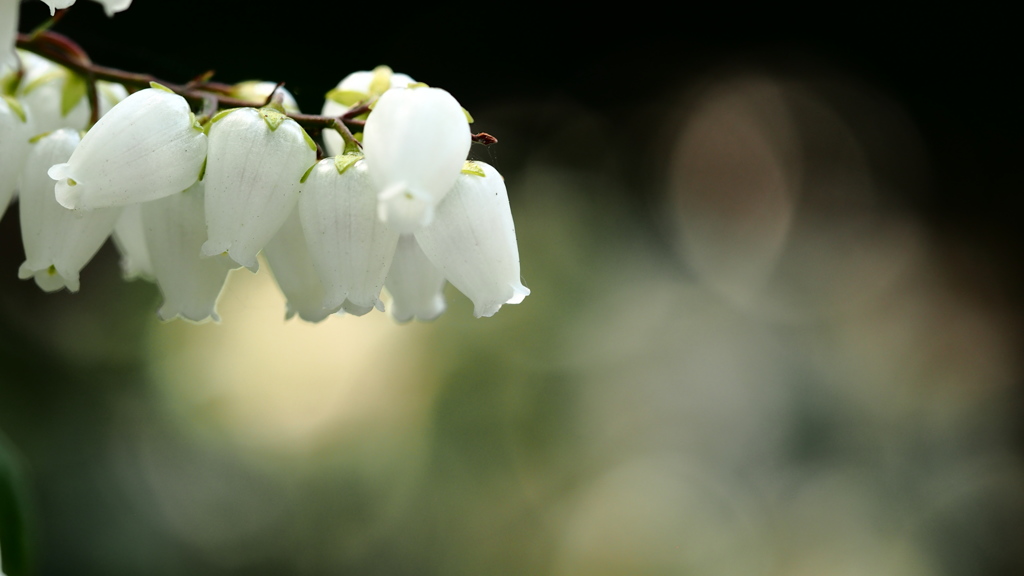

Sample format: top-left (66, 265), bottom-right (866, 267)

top-left (2, 40), bottom-right (529, 322)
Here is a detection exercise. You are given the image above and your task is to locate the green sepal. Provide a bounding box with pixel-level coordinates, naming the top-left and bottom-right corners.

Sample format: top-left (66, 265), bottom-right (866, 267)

top-left (334, 153), bottom-right (363, 175)
top-left (299, 163), bottom-right (317, 184)
top-left (325, 88), bottom-right (369, 107)
top-left (258, 107), bottom-right (287, 131)
top-left (301, 127), bottom-right (317, 151)
top-left (342, 137), bottom-right (361, 156)
top-left (1, 71), bottom-right (19, 96)
top-left (462, 107), bottom-right (474, 124)
top-left (22, 70), bottom-right (63, 96)
top-left (406, 82), bottom-right (429, 89)
top-left (28, 131), bottom-right (52, 144)
top-left (205, 107), bottom-right (241, 134)
top-left (1, 95), bottom-right (27, 123)
top-left (461, 160), bottom-right (486, 177)
top-left (60, 74), bottom-right (87, 117)
top-left (368, 65), bottom-right (393, 96)
top-left (149, 81), bottom-right (174, 93)
top-left (189, 111), bottom-right (203, 132)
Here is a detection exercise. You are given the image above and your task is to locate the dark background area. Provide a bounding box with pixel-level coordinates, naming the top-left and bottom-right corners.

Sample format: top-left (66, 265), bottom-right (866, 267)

top-left (17, 2), bottom-right (1022, 234)
top-left (3, 2), bottom-right (1022, 575)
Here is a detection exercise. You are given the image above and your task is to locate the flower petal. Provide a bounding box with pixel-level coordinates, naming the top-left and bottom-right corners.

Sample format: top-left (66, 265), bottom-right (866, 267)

top-left (49, 87), bottom-right (207, 210)
top-left (384, 235), bottom-right (447, 323)
top-left (362, 86), bottom-right (470, 233)
top-left (91, 0), bottom-right (132, 17)
top-left (321, 67), bottom-right (414, 156)
top-left (1, 0), bottom-right (17, 66)
top-left (263, 204), bottom-right (335, 322)
top-left (1, 94), bottom-right (35, 219)
top-left (414, 161), bottom-right (529, 317)
top-left (298, 157), bottom-right (399, 315)
top-left (111, 202), bottom-right (154, 281)
top-left (201, 107), bottom-right (316, 271)
top-left (18, 128), bottom-right (121, 292)
top-left (143, 180), bottom-right (238, 323)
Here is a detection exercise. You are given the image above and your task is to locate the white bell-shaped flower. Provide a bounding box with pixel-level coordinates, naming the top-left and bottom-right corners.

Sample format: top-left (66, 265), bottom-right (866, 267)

top-left (111, 203), bottom-right (154, 280)
top-left (1, 94), bottom-right (35, 219)
top-left (201, 106), bottom-right (316, 271)
top-left (299, 156), bottom-right (399, 315)
top-left (321, 66), bottom-right (414, 156)
top-left (18, 129), bottom-right (122, 292)
top-left (415, 161), bottom-right (529, 317)
top-left (17, 50), bottom-right (128, 133)
top-left (39, 0), bottom-right (74, 14)
top-left (384, 235), bottom-right (447, 323)
top-left (231, 81), bottom-right (300, 113)
top-left (91, 0), bottom-right (133, 17)
top-left (262, 205), bottom-right (334, 322)
top-left (143, 180), bottom-right (238, 323)
top-left (362, 86), bottom-right (470, 234)
top-left (48, 85), bottom-right (207, 210)
top-left (39, 0), bottom-right (133, 16)
top-left (1, 0), bottom-right (16, 67)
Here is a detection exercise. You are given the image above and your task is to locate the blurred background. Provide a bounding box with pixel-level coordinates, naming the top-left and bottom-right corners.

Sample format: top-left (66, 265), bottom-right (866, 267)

top-left (2, 3), bottom-right (1022, 575)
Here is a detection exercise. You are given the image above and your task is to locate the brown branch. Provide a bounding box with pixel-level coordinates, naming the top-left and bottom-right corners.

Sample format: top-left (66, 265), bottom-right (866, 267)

top-left (13, 30), bottom-right (499, 147)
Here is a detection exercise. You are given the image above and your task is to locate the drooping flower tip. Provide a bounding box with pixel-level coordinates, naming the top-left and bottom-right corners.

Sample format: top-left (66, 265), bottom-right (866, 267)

top-left (376, 184), bottom-right (437, 234)
top-left (48, 162), bottom-right (79, 208)
top-left (472, 281), bottom-right (531, 318)
top-left (413, 161), bottom-right (529, 319)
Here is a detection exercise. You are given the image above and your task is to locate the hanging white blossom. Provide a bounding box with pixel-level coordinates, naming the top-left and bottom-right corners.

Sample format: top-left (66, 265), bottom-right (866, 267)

top-left (200, 105), bottom-right (317, 271)
top-left (142, 180), bottom-right (239, 323)
top-left (230, 81), bottom-right (300, 113)
top-left (111, 203), bottom-right (154, 281)
top-left (384, 235), bottom-right (448, 323)
top-left (16, 50), bottom-right (128, 133)
top-left (321, 66), bottom-right (415, 156)
top-left (39, 0), bottom-right (133, 17)
top-left (1, 93), bottom-right (35, 219)
top-left (262, 205), bottom-right (335, 322)
top-left (414, 161), bottom-right (529, 317)
top-left (18, 128), bottom-right (122, 292)
top-left (1, 0), bottom-right (16, 67)
top-left (298, 156), bottom-right (399, 315)
top-left (48, 85), bottom-right (207, 210)
top-left (362, 86), bottom-right (470, 234)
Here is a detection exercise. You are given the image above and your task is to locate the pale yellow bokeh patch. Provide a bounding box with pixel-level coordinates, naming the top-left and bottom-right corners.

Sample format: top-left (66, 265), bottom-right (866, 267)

top-left (145, 260), bottom-right (438, 458)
